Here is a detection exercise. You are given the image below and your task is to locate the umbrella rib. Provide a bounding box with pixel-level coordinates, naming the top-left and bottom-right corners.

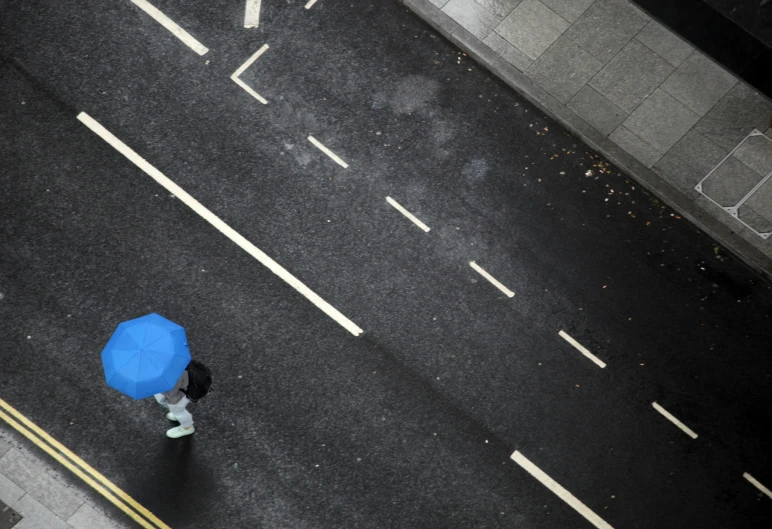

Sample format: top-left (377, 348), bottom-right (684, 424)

top-left (140, 325), bottom-right (150, 355)
top-left (142, 334), bottom-right (166, 350)
top-left (141, 349), bottom-right (167, 381)
top-left (110, 350), bottom-right (141, 373)
top-left (125, 353), bottom-right (141, 399)
top-left (151, 351), bottom-right (186, 388)
top-left (136, 354), bottom-right (163, 396)
top-left (142, 348), bottom-right (186, 390)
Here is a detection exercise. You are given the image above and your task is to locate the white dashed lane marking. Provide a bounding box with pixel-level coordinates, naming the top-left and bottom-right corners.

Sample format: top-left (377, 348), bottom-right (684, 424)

top-left (231, 44), bottom-right (270, 105)
top-left (744, 473), bottom-right (772, 500)
top-left (304, 0), bottom-right (319, 9)
top-left (469, 261), bottom-right (514, 298)
top-left (130, 0), bottom-right (209, 56)
top-left (385, 197), bottom-right (430, 232)
top-left (77, 112), bottom-right (364, 337)
top-left (651, 402), bottom-right (698, 439)
top-left (244, 0), bottom-right (261, 28)
top-left (511, 451), bottom-right (614, 529)
top-left (308, 136), bottom-right (348, 168)
top-left (558, 330), bottom-right (606, 368)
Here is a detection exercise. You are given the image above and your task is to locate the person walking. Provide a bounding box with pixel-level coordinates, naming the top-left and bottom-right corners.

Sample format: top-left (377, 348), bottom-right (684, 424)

top-left (102, 313), bottom-right (211, 439)
top-left (154, 369), bottom-right (195, 439)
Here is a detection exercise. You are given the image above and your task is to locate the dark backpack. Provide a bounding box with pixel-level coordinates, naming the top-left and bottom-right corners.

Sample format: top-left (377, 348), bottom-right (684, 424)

top-left (184, 360), bottom-right (212, 402)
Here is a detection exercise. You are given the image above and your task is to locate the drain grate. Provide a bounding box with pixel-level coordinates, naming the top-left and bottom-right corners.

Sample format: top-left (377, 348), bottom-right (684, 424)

top-left (0, 500), bottom-right (22, 529)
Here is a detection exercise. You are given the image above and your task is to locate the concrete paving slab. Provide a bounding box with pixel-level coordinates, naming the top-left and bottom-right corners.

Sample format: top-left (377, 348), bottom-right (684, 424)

top-left (738, 204), bottom-right (772, 235)
top-left (738, 218), bottom-right (772, 251)
top-left (661, 52), bottom-right (738, 116)
top-left (494, 0), bottom-right (569, 60)
top-left (67, 503), bottom-right (120, 529)
top-left (429, 0), bottom-right (449, 8)
top-left (414, 0), bottom-right (461, 35)
top-left (443, 0), bottom-right (502, 40)
top-left (653, 130), bottom-right (728, 198)
top-left (634, 20), bottom-right (694, 67)
top-left (483, 31), bottom-right (533, 71)
top-left (0, 450), bottom-right (82, 521)
top-left (12, 494), bottom-right (69, 529)
top-left (474, 0), bottom-right (522, 18)
top-left (564, 0), bottom-right (649, 63)
top-left (744, 178), bottom-right (772, 225)
top-left (610, 125), bottom-right (663, 167)
top-left (622, 88), bottom-right (700, 153)
top-left (0, 473), bottom-right (25, 507)
top-left (701, 157), bottom-right (763, 206)
top-left (733, 134), bottom-right (772, 177)
top-left (525, 36), bottom-right (602, 103)
top-left (589, 39), bottom-right (674, 113)
top-left (0, 440), bottom-right (9, 459)
top-left (539, 0), bottom-right (595, 23)
top-left (695, 195), bottom-right (746, 232)
top-left (567, 85), bottom-right (628, 136)
top-left (623, 0), bottom-right (651, 21)
top-left (695, 83), bottom-right (772, 151)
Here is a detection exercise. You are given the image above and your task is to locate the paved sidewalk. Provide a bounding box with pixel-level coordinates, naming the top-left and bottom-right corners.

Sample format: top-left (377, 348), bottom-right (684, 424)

top-left (0, 432), bottom-right (127, 529)
top-left (405, 0), bottom-right (772, 277)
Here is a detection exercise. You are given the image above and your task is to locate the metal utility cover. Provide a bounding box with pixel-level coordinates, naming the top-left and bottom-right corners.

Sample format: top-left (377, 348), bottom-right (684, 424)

top-left (0, 500), bottom-right (22, 529)
top-left (695, 130), bottom-right (772, 238)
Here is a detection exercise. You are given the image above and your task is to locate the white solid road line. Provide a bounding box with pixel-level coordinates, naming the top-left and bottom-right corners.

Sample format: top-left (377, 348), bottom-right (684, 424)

top-left (651, 402), bottom-right (698, 439)
top-left (469, 261), bottom-right (515, 298)
top-left (77, 112), bottom-right (364, 337)
top-left (232, 44), bottom-right (270, 78)
top-left (244, 0), bottom-right (262, 28)
top-left (231, 45), bottom-right (270, 105)
top-left (469, 261), bottom-right (514, 298)
top-left (304, 0), bottom-right (319, 9)
top-left (511, 451), bottom-right (614, 529)
top-left (307, 136), bottom-right (348, 168)
top-left (232, 77), bottom-right (268, 105)
top-left (130, 0), bottom-right (209, 56)
top-left (385, 197), bottom-right (430, 233)
top-left (744, 473), bottom-right (772, 499)
top-left (558, 330), bottom-right (606, 368)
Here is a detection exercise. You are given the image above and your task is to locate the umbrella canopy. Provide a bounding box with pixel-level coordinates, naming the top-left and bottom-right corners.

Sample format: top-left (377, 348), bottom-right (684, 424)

top-left (101, 313), bottom-right (190, 400)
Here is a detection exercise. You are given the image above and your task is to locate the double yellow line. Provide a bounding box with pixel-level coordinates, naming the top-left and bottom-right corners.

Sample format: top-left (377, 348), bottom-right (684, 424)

top-left (0, 397), bottom-right (170, 529)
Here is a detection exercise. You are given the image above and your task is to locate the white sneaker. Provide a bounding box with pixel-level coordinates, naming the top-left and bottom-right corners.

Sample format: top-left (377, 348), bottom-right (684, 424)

top-left (166, 425), bottom-right (195, 439)
top-left (166, 412), bottom-right (177, 422)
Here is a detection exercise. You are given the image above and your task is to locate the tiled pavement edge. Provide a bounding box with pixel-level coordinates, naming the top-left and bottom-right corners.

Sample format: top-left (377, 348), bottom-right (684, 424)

top-left (0, 430), bottom-right (130, 529)
top-left (404, 0), bottom-right (772, 278)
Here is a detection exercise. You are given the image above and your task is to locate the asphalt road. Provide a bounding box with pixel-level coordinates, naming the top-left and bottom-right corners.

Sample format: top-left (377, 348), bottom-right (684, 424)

top-left (1, 1), bottom-right (772, 528)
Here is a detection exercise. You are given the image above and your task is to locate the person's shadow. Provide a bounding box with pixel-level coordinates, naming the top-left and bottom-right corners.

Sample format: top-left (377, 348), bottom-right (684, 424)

top-left (130, 434), bottom-right (221, 526)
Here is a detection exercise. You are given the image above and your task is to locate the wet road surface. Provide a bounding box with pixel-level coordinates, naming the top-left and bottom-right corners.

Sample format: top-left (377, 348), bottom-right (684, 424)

top-left (1, 1), bottom-right (772, 527)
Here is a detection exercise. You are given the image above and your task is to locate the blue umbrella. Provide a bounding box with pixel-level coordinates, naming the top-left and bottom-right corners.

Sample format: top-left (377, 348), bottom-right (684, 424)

top-left (101, 313), bottom-right (190, 400)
